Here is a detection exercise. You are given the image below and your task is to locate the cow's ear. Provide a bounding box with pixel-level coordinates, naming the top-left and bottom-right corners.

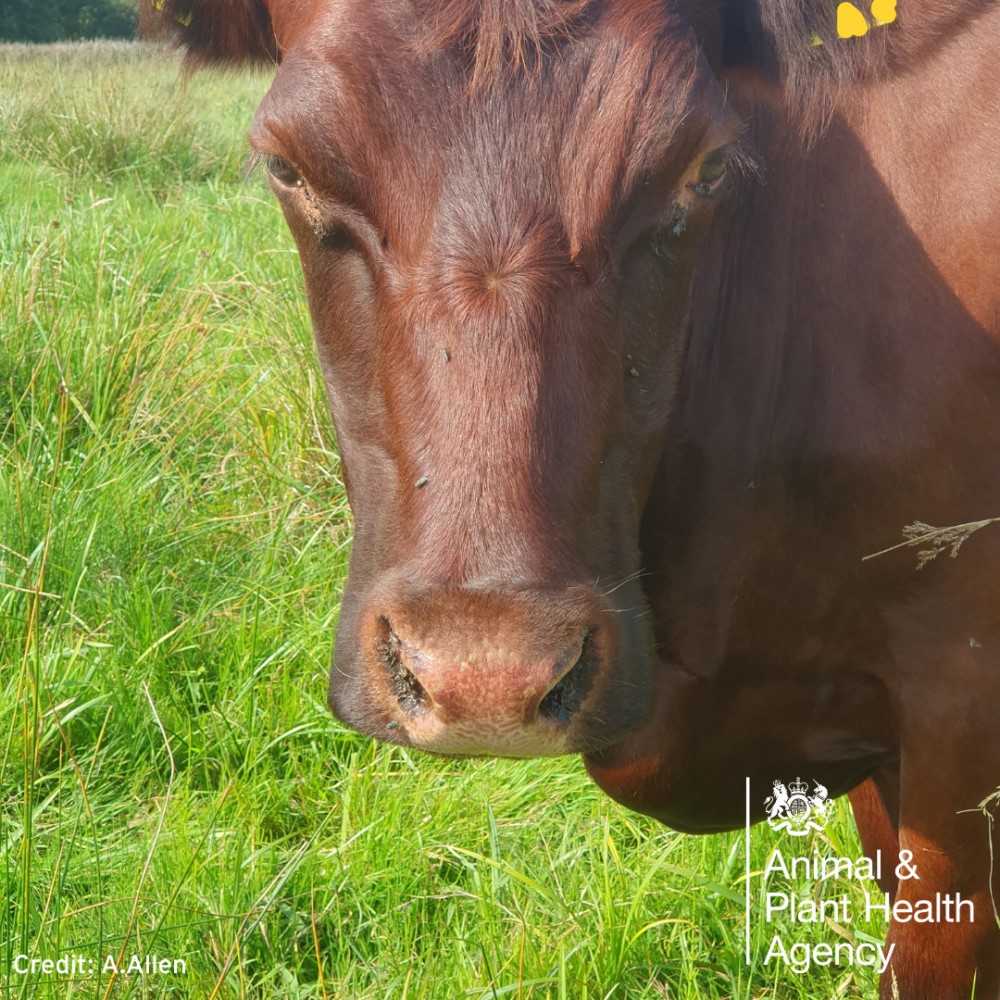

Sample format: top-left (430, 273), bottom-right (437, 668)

top-left (685, 6), bottom-right (737, 77)
top-left (686, 0), bottom-right (891, 120)
top-left (687, 0), bottom-right (834, 80)
top-left (140, 0), bottom-right (279, 67)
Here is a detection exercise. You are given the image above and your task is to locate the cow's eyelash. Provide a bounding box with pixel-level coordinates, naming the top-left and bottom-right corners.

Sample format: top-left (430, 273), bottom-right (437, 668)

top-left (244, 150), bottom-right (304, 187)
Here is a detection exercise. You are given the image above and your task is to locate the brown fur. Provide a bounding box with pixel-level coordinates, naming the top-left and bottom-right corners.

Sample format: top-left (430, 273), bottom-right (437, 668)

top-left (142, 0), bottom-right (997, 96)
top-left (412, 0), bottom-right (593, 85)
top-left (140, 0), bottom-right (278, 65)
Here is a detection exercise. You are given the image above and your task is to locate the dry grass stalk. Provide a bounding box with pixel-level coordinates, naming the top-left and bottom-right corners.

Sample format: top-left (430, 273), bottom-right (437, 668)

top-left (862, 519), bottom-right (999, 569)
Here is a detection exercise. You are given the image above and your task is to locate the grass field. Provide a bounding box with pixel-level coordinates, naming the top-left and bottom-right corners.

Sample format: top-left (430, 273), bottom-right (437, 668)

top-left (0, 41), bottom-right (884, 1000)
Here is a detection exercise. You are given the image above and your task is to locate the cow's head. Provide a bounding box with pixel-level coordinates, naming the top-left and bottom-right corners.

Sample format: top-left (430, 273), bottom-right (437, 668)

top-left (145, 0), bottom-right (773, 758)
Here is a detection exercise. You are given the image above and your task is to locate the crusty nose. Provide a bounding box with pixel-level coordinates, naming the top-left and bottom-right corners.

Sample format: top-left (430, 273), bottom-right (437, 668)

top-left (360, 585), bottom-right (610, 757)
top-left (383, 622), bottom-right (592, 723)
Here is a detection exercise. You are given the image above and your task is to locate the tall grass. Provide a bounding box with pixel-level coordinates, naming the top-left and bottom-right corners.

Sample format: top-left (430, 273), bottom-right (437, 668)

top-left (0, 41), bottom-right (880, 999)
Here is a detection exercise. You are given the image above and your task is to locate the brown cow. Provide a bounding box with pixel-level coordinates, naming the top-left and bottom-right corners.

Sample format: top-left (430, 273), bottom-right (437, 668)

top-left (144, 1), bottom-right (1000, 996)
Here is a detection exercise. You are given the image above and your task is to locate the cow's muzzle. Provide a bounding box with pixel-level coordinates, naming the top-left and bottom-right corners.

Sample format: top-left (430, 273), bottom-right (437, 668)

top-left (346, 581), bottom-right (619, 757)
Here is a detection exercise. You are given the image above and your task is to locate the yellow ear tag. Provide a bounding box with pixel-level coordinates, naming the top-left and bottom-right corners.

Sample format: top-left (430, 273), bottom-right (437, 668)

top-left (870, 0), bottom-right (898, 25)
top-left (837, 2), bottom-right (870, 37)
top-left (151, 0), bottom-right (192, 27)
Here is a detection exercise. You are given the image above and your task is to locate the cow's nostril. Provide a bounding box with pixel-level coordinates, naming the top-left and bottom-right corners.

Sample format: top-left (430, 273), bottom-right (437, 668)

top-left (539, 630), bottom-right (599, 724)
top-left (376, 617), bottom-right (429, 716)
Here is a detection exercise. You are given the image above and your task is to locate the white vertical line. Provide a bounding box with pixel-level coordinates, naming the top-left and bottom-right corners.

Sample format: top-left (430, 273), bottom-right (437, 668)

top-left (745, 775), bottom-right (751, 966)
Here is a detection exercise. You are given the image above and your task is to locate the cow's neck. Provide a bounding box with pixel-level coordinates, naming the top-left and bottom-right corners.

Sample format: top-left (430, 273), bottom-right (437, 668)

top-left (637, 8), bottom-right (1000, 778)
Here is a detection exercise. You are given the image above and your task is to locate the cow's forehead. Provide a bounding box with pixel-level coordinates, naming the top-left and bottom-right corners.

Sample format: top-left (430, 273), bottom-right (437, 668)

top-left (255, 6), bottom-right (731, 255)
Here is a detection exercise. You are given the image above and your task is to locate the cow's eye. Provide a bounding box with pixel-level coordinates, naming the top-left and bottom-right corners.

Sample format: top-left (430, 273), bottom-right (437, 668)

top-left (693, 149), bottom-right (728, 195)
top-left (266, 155), bottom-right (304, 188)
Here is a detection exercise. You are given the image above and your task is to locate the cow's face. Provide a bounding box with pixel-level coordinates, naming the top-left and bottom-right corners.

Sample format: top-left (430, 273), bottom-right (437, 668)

top-left (247, 0), bottom-right (738, 757)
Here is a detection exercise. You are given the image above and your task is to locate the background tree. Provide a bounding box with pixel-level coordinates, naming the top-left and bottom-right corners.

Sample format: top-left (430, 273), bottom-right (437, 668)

top-left (0, 0), bottom-right (138, 42)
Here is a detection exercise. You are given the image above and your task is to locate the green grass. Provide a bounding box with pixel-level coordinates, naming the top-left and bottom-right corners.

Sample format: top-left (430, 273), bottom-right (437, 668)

top-left (0, 41), bottom-right (883, 999)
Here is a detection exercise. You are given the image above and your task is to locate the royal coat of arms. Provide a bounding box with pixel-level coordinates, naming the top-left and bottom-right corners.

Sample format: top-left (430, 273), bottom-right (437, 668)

top-left (765, 777), bottom-right (832, 835)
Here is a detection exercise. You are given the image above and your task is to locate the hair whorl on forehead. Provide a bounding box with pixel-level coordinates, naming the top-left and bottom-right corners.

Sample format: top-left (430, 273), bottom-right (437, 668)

top-left (414, 0), bottom-right (594, 84)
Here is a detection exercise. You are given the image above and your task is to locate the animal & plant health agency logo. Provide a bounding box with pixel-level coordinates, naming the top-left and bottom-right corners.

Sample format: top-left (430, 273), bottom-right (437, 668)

top-left (746, 775), bottom-right (977, 978)
top-left (765, 777), bottom-right (832, 836)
